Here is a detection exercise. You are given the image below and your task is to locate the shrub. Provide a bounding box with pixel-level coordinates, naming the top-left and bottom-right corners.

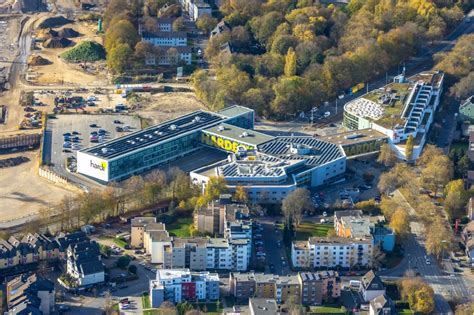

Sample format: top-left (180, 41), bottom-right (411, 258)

top-left (61, 41), bottom-right (106, 62)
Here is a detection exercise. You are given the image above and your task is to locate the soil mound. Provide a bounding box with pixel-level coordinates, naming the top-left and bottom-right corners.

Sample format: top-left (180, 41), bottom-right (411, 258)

top-left (43, 37), bottom-right (73, 48)
top-left (27, 55), bottom-right (51, 66)
top-left (38, 16), bottom-right (72, 29)
top-left (58, 27), bottom-right (80, 38)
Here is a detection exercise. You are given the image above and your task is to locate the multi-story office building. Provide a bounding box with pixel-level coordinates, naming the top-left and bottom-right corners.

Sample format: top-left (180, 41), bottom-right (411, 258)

top-left (77, 106), bottom-right (254, 183)
top-left (149, 269), bottom-right (219, 307)
top-left (191, 125), bottom-right (346, 204)
top-left (343, 71), bottom-right (444, 160)
top-left (292, 236), bottom-right (373, 269)
top-left (298, 271), bottom-right (341, 306)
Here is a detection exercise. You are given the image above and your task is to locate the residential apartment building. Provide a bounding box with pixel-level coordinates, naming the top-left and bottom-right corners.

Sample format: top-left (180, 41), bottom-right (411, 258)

top-left (149, 269), bottom-right (219, 307)
top-left (6, 273), bottom-right (55, 315)
top-left (360, 270), bottom-right (386, 302)
top-left (131, 217), bottom-right (161, 248)
top-left (291, 236), bottom-right (373, 269)
top-left (66, 240), bottom-right (104, 287)
top-left (178, 0), bottom-right (212, 21)
top-left (462, 221), bottom-right (474, 267)
top-left (142, 31), bottom-right (187, 47)
top-left (369, 294), bottom-right (395, 315)
top-left (298, 271), bottom-right (341, 306)
top-left (459, 96), bottom-right (474, 123)
top-left (249, 298), bottom-right (279, 315)
top-left (0, 232), bottom-right (88, 271)
top-left (194, 199), bottom-right (226, 235)
top-left (145, 46), bottom-right (192, 66)
top-left (138, 214), bottom-right (250, 271)
top-left (194, 195), bottom-right (250, 236)
top-left (334, 210), bottom-right (395, 252)
top-left (156, 17), bottom-right (174, 32)
top-left (229, 272), bottom-right (300, 304)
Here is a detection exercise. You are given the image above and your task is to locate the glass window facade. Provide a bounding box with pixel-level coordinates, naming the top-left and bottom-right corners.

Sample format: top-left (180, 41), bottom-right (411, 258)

top-left (109, 132), bottom-right (201, 180)
top-left (343, 111), bottom-right (360, 130)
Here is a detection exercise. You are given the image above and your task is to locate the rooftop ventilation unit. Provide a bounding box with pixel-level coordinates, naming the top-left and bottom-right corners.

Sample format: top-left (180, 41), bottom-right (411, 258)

top-left (218, 125), bottom-right (225, 131)
top-left (101, 148), bottom-right (108, 154)
top-left (169, 124), bottom-right (177, 131)
top-left (194, 116), bottom-right (201, 122)
top-left (239, 132), bottom-right (249, 138)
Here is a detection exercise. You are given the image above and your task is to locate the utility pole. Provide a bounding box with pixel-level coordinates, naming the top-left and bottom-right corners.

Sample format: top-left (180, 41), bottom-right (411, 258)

top-left (335, 98), bottom-right (338, 115)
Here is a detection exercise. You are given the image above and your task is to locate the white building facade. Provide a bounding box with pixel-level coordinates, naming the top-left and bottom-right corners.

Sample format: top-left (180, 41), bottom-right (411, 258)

top-left (292, 237), bottom-right (373, 269)
top-left (343, 71), bottom-right (444, 161)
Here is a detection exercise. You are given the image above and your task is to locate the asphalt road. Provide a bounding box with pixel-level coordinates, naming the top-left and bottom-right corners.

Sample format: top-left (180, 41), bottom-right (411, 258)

top-left (258, 217), bottom-right (292, 276)
top-left (379, 190), bottom-right (473, 314)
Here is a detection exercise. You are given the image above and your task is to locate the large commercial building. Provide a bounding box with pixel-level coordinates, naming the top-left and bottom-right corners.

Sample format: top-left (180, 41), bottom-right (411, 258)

top-left (77, 106), bottom-right (254, 182)
top-left (343, 71), bottom-right (444, 160)
top-left (77, 106), bottom-right (351, 201)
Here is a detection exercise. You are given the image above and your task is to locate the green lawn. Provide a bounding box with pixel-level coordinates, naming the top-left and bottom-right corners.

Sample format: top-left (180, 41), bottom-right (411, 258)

top-left (294, 222), bottom-right (334, 241)
top-left (192, 302), bottom-right (223, 314)
top-left (113, 237), bottom-right (128, 248)
top-left (310, 306), bottom-right (346, 314)
top-left (167, 217), bottom-right (193, 237)
top-left (398, 309), bottom-right (414, 314)
top-left (142, 293), bottom-right (151, 309)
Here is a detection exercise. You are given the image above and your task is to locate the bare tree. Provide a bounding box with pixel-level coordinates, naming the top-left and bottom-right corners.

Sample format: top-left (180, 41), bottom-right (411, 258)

top-left (282, 188), bottom-right (314, 225)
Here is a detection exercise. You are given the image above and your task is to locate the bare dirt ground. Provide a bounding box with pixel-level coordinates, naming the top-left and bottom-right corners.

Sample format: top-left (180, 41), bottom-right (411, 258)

top-left (135, 92), bottom-right (206, 124)
top-left (0, 151), bottom-right (74, 222)
top-left (29, 21), bottom-right (107, 86)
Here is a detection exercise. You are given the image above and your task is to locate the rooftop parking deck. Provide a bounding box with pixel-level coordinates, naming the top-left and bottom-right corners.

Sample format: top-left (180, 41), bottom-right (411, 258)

top-left (81, 110), bottom-right (224, 160)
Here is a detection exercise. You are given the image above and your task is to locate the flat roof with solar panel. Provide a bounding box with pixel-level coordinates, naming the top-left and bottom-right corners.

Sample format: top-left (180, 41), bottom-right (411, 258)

top-left (81, 110), bottom-right (224, 160)
top-left (258, 136), bottom-right (345, 167)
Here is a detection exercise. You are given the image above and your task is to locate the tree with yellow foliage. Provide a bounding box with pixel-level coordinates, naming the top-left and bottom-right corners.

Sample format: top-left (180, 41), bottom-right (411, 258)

top-left (389, 208), bottom-right (410, 237)
top-left (284, 47), bottom-right (297, 76)
top-left (234, 186), bottom-right (249, 204)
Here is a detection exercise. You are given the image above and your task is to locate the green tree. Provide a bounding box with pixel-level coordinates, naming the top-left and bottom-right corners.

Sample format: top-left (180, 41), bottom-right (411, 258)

top-left (107, 43), bottom-right (133, 74)
top-left (172, 17), bottom-right (187, 32)
top-left (250, 11), bottom-right (284, 47)
top-left (400, 277), bottom-right (435, 314)
top-left (177, 301), bottom-right (194, 315)
top-left (405, 135), bottom-right (414, 161)
top-left (420, 155), bottom-right (453, 196)
top-left (104, 19), bottom-right (139, 52)
top-left (444, 179), bottom-right (468, 219)
top-left (271, 76), bottom-right (312, 117)
top-left (196, 15), bottom-right (218, 34)
top-left (284, 47), bottom-right (297, 76)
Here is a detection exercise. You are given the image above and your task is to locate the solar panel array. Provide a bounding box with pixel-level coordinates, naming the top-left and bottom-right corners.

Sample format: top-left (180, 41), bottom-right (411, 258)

top-left (82, 111), bottom-right (224, 159)
top-left (258, 137), bottom-right (344, 166)
top-left (219, 162), bottom-right (286, 177)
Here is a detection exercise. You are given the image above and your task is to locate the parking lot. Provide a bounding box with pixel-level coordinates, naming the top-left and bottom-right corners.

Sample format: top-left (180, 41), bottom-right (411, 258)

top-left (43, 114), bottom-right (141, 184)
